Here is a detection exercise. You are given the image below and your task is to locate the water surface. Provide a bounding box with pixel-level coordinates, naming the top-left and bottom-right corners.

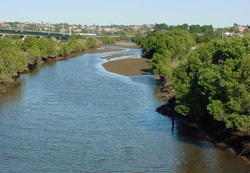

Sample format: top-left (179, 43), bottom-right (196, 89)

top-left (0, 46), bottom-right (249, 172)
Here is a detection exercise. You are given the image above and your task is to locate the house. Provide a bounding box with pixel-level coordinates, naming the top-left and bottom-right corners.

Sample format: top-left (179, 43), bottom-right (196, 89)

top-left (74, 29), bottom-right (82, 33)
top-left (238, 26), bottom-right (247, 33)
top-left (224, 32), bottom-right (234, 36)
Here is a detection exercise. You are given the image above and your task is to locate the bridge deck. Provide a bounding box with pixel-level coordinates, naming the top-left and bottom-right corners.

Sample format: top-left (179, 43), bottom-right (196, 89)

top-left (0, 29), bottom-right (70, 40)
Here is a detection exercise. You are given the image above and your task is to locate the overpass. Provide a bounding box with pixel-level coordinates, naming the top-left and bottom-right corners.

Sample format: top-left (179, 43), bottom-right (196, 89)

top-left (0, 29), bottom-right (70, 40)
top-left (0, 28), bottom-right (135, 40)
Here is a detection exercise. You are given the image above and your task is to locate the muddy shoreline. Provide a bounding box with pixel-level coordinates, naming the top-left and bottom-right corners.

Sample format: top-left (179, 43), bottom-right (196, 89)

top-left (102, 58), bottom-right (152, 76)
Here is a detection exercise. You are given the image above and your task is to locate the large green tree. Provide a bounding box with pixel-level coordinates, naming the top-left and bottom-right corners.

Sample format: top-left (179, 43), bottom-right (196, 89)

top-left (0, 39), bottom-right (27, 83)
top-left (173, 37), bottom-right (250, 130)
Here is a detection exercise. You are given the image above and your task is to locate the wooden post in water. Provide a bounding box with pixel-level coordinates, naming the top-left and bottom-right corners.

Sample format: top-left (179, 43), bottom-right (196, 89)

top-left (172, 115), bottom-right (174, 132)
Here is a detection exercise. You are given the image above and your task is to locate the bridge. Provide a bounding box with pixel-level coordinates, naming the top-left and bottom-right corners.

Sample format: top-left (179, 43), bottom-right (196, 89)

top-left (0, 28), bottom-right (70, 40)
top-left (0, 28), bottom-right (135, 40)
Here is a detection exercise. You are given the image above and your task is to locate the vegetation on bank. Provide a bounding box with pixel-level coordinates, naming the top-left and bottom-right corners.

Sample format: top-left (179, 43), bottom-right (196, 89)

top-left (153, 23), bottom-right (225, 44)
top-left (173, 37), bottom-right (250, 131)
top-left (0, 36), bottom-right (116, 84)
top-left (133, 31), bottom-right (250, 132)
top-left (133, 29), bottom-right (195, 86)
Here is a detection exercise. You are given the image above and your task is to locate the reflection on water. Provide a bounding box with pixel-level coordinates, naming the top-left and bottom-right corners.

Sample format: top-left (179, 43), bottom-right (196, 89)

top-left (0, 45), bottom-right (249, 172)
top-left (0, 82), bottom-right (24, 113)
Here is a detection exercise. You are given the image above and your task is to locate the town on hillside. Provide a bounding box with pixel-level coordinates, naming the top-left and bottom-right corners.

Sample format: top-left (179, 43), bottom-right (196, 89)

top-left (0, 21), bottom-right (249, 37)
top-left (0, 21), bottom-right (154, 36)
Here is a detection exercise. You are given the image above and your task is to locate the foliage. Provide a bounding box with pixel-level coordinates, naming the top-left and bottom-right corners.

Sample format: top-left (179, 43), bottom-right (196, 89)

top-left (134, 30), bottom-right (194, 85)
top-left (152, 23), bottom-right (221, 44)
top-left (153, 23), bottom-right (169, 32)
top-left (116, 36), bottom-right (132, 41)
top-left (38, 38), bottom-right (57, 57)
top-left (22, 37), bottom-right (39, 51)
top-left (173, 37), bottom-right (250, 130)
top-left (86, 37), bottom-right (97, 48)
top-left (149, 50), bottom-right (172, 77)
top-left (26, 46), bottom-right (41, 63)
top-left (135, 30), bottom-right (194, 59)
top-left (0, 38), bottom-right (27, 83)
top-left (135, 26), bottom-right (250, 131)
top-left (0, 35), bottom-right (100, 84)
top-left (98, 37), bottom-right (115, 44)
top-left (192, 30), bottom-right (222, 44)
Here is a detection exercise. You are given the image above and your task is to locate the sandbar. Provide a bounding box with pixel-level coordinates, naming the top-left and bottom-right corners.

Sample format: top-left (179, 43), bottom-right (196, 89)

top-left (102, 58), bottom-right (152, 76)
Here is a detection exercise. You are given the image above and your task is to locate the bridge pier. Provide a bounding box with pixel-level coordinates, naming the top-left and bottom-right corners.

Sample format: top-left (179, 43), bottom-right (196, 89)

top-left (22, 35), bottom-right (27, 41)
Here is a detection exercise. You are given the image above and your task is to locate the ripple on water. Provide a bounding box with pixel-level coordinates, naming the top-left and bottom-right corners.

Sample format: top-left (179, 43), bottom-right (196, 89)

top-left (0, 45), bottom-right (249, 172)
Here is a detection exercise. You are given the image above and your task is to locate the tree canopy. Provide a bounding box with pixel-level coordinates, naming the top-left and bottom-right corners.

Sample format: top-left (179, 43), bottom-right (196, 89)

top-left (173, 37), bottom-right (250, 130)
top-left (134, 27), bottom-right (250, 131)
top-left (133, 30), bottom-right (195, 79)
top-left (0, 36), bottom-right (114, 84)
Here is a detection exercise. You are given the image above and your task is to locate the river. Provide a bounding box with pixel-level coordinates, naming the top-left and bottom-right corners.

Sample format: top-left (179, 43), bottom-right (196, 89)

top-left (0, 44), bottom-right (249, 172)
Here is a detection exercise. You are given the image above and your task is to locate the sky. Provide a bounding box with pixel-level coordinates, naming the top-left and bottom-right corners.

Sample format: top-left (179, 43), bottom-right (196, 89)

top-left (0, 0), bottom-right (249, 27)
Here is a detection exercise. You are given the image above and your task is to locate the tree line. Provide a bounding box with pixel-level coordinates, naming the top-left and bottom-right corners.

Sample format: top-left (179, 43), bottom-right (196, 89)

top-left (133, 30), bottom-right (250, 131)
top-left (152, 23), bottom-right (225, 44)
top-left (0, 36), bottom-right (116, 84)
top-left (133, 30), bottom-right (194, 81)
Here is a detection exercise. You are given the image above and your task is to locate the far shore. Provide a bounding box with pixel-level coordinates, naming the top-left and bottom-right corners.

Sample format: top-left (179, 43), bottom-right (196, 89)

top-left (108, 43), bottom-right (141, 49)
top-left (100, 42), bottom-right (151, 76)
top-left (83, 47), bottom-right (124, 54)
top-left (0, 41), bottom-right (145, 95)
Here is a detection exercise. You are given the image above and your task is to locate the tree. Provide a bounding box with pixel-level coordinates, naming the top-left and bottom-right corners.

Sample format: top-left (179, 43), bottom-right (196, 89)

top-left (0, 47), bottom-right (27, 83)
top-left (189, 25), bottom-right (201, 33)
top-left (22, 37), bottom-right (39, 51)
top-left (154, 23), bottom-right (169, 32)
top-left (149, 50), bottom-right (172, 77)
top-left (201, 25), bottom-right (213, 34)
top-left (173, 37), bottom-right (250, 131)
top-left (177, 23), bottom-right (189, 30)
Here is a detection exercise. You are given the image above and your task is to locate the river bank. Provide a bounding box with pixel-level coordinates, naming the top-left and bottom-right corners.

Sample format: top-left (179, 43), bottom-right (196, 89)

top-left (0, 42), bottom-right (125, 95)
top-left (98, 42), bottom-right (152, 76)
top-left (101, 45), bottom-right (250, 165)
top-left (100, 43), bottom-right (250, 163)
top-left (156, 84), bottom-right (250, 163)
top-left (1, 41), bottom-right (250, 171)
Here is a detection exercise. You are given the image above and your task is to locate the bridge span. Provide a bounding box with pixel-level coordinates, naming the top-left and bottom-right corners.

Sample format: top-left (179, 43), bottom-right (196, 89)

top-left (0, 28), bottom-right (135, 40)
top-left (0, 29), bottom-right (70, 40)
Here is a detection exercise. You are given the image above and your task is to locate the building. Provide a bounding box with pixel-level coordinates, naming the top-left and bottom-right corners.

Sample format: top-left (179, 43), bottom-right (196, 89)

top-left (224, 32), bottom-right (234, 37)
top-left (238, 26), bottom-right (247, 33)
